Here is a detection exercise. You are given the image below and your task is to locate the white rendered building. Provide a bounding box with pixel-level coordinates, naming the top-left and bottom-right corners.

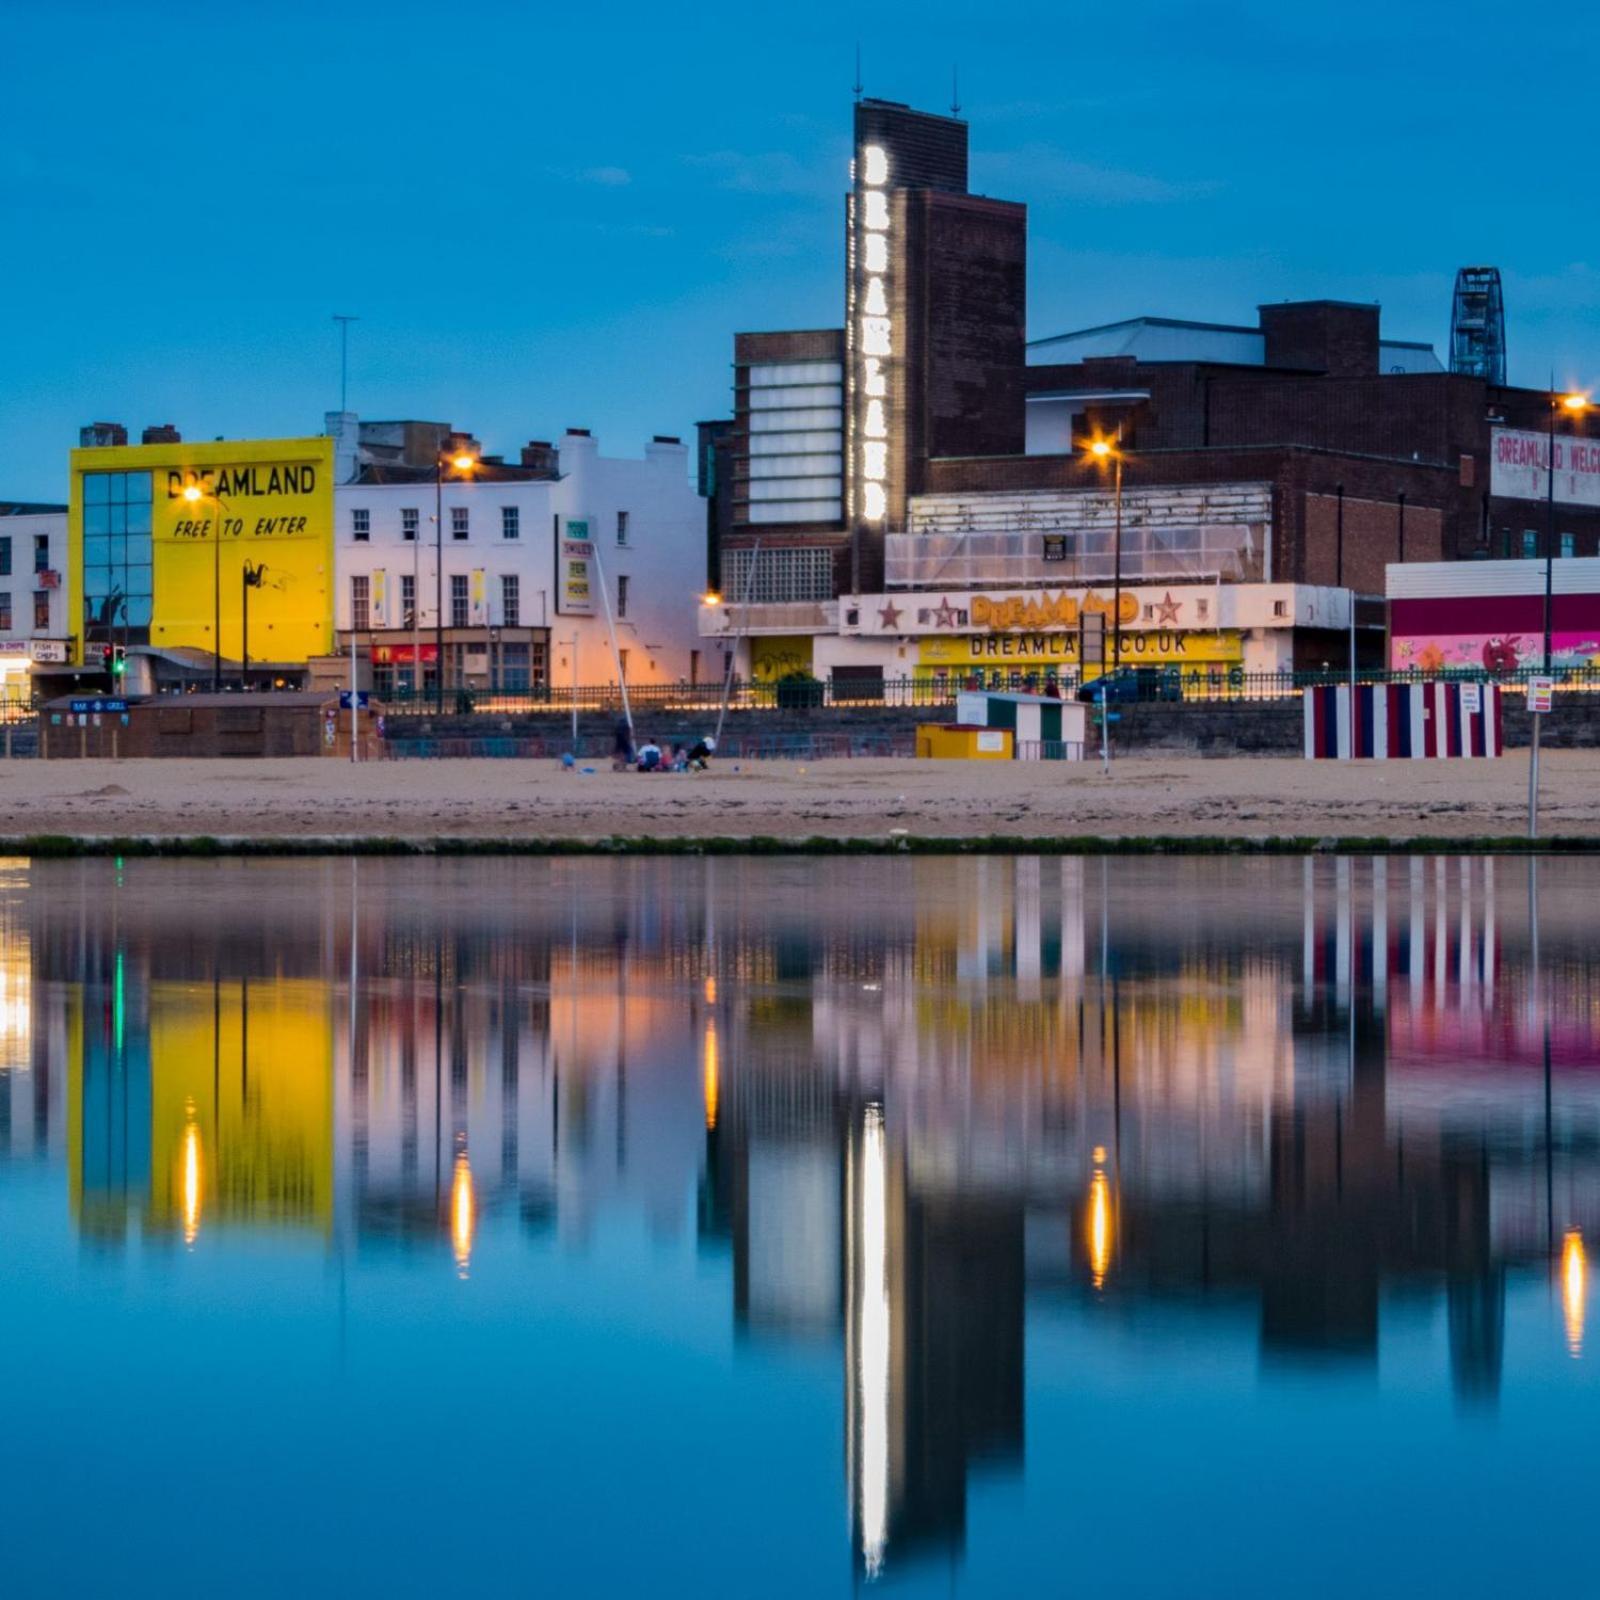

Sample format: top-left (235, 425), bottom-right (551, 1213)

top-left (329, 418), bottom-right (707, 699)
top-left (2, 505), bottom-right (69, 698)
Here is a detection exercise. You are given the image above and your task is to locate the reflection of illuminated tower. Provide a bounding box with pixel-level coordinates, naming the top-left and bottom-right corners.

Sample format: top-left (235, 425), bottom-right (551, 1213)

top-left (845, 1105), bottom-right (1024, 1577)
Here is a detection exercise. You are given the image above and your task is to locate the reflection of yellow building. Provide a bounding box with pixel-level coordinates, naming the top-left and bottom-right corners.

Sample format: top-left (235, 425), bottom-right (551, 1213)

top-left (68, 436), bottom-right (334, 667)
top-left (146, 980), bottom-right (334, 1237)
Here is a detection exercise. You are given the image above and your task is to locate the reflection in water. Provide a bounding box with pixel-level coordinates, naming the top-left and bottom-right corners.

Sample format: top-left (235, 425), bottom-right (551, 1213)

top-left (181, 1103), bottom-right (202, 1247)
top-left (1086, 1161), bottom-right (1112, 1290)
top-left (3, 853), bottom-right (1600, 1590)
top-left (1563, 1229), bottom-right (1586, 1356)
top-left (451, 1146), bottom-right (475, 1279)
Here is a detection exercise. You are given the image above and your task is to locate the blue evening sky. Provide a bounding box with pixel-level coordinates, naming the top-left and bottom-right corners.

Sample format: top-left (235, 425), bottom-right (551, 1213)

top-left (4, 0), bottom-right (1597, 502)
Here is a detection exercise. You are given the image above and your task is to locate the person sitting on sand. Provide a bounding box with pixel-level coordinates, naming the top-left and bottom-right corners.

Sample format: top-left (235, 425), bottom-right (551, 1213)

top-left (686, 735), bottom-right (715, 771)
top-left (636, 741), bottom-right (663, 772)
top-left (612, 715), bottom-right (634, 772)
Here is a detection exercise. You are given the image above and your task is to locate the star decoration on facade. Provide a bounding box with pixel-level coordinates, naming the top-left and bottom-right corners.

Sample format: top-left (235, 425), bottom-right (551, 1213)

top-left (931, 598), bottom-right (959, 629)
top-left (1154, 591), bottom-right (1182, 626)
top-left (878, 601), bottom-right (903, 630)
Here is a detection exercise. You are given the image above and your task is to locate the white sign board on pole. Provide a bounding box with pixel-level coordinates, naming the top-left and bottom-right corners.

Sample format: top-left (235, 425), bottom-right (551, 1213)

top-left (1491, 428), bottom-right (1600, 507)
top-left (1527, 676), bottom-right (1555, 715)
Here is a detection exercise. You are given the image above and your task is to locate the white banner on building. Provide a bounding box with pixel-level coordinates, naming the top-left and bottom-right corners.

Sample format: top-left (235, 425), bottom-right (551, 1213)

top-left (1490, 427), bottom-right (1600, 507)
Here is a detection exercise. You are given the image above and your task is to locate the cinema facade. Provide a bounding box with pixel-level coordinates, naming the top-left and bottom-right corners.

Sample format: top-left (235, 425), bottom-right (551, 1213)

top-left (698, 98), bottom-right (1600, 692)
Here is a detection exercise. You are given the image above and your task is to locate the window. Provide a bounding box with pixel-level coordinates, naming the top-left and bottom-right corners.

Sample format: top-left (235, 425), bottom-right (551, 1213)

top-left (402, 507), bottom-right (419, 542)
top-left (34, 534), bottom-right (50, 572)
top-left (501, 574), bottom-right (520, 626)
top-left (450, 573), bottom-right (469, 628)
top-left (350, 575), bottom-right (370, 631)
top-left (81, 470), bottom-right (154, 638)
top-left (451, 506), bottom-right (469, 540)
top-left (1523, 530), bottom-right (1538, 558)
top-left (1272, 599), bottom-right (1288, 618)
top-left (720, 546), bottom-right (834, 603)
top-left (616, 510), bottom-right (629, 545)
top-left (0, 594), bottom-right (11, 632)
top-left (616, 574), bottom-right (629, 618)
top-left (0, 538), bottom-right (9, 576)
top-left (498, 641), bottom-right (531, 693)
top-left (33, 591), bottom-right (49, 630)
top-left (501, 505), bottom-right (519, 540)
top-left (351, 508), bottom-right (370, 541)
top-left (401, 573), bottom-right (416, 624)
top-left (1561, 533), bottom-right (1576, 558)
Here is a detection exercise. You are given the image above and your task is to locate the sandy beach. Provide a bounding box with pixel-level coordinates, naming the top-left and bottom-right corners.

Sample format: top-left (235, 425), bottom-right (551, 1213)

top-left (0, 750), bottom-right (1593, 845)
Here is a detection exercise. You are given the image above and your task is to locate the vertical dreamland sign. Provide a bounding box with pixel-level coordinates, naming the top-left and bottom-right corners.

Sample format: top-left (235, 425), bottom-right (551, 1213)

top-left (555, 516), bottom-right (595, 616)
top-left (1490, 428), bottom-right (1600, 506)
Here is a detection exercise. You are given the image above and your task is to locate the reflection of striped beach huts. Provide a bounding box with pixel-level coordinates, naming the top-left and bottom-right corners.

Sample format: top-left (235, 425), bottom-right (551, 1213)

top-left (1304, 683), bottom-right (1503, 760)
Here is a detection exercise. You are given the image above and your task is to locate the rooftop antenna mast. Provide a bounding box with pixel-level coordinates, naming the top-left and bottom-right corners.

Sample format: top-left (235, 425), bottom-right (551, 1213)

top-left (951, 65), bottom-right (961, 117)
top-left (332, 313), bottom-right (360, 412)
top-left (853, 44), bottom-right (862, 101)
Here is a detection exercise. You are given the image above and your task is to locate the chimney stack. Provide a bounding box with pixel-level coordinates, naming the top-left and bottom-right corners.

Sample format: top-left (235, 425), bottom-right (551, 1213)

top-left (79, 422), bottom-right (128, 448)
top-left (520, 440), bottom-right (559, 474)
top-left (141, 423), bottom-right (182, 444)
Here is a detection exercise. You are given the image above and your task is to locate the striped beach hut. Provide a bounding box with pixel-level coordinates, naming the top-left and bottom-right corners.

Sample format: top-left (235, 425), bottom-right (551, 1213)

top-left (1304, 682), bottom-right (1503, 761)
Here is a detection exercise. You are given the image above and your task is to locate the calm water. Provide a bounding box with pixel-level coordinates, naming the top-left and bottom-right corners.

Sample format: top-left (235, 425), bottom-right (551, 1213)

top-left (3, 855), bottom-right (1598, 1597)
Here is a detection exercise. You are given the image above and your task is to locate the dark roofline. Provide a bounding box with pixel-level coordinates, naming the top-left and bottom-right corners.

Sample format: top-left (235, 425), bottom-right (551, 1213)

top-left (1, 501), bottom-right (68, 515)
top-left (1029, 313), bottom-right (1439, 356)
top-left (1028, 316), bottom-right (1261, 346)
top-left (351, 462), bottom-right (557, 486)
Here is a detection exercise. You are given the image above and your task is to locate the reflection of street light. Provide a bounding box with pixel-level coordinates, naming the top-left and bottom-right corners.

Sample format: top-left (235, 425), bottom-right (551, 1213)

top-left (434, 449), bottom-right (478, 712)
top-left (181, 1100), bottom-right (203, 1247)
top-left (701, 590), bottom-right (722, 607)
top-left (1087, 1160), bottom-right (1112, 1290)
top-left (451, 1146), bottom-right (475, 1278)
top-left (702, 1019), bottom-right (719, 1131)
top-left (182, 482), bottom-right (227, 690)
top-left (1563, 1228), bottom-right (1587, 1357)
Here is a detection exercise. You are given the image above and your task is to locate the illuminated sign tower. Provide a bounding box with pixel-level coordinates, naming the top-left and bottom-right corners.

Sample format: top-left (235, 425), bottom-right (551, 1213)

top-left (844, 100), bottom-right (1026, 593)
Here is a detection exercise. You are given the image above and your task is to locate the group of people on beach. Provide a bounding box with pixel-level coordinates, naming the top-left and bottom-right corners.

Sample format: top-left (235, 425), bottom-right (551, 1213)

top-left (613, 717), bottom-right (714, 773)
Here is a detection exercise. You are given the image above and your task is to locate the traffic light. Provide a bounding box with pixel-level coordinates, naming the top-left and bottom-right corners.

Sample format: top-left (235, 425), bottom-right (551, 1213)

top-left (111, 646), bottom-right (127, 679)
top-left (99, 643), bottom-right (114, 672)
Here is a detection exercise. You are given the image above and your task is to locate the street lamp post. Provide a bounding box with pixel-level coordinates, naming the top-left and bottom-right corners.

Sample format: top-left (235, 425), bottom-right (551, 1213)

top-left (1089, 433), bottom-right (1125, 670)
top-left (182, 483), bottom-right (227, 690)
top-left (1530, 388), bottom-right (1590, 840)
top-left (434, 450), bottom-right (477, 713)
top-left (1088, 432), bottom-right (1126, 677)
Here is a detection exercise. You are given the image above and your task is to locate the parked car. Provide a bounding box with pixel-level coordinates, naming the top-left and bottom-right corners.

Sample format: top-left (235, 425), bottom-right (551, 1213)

top-left (1076, 665), bottom-right (1184, 704)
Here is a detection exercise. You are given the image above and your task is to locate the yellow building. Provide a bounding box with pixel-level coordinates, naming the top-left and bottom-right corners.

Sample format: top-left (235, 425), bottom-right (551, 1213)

top-left (68, 436), bottom-right (334, 671)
